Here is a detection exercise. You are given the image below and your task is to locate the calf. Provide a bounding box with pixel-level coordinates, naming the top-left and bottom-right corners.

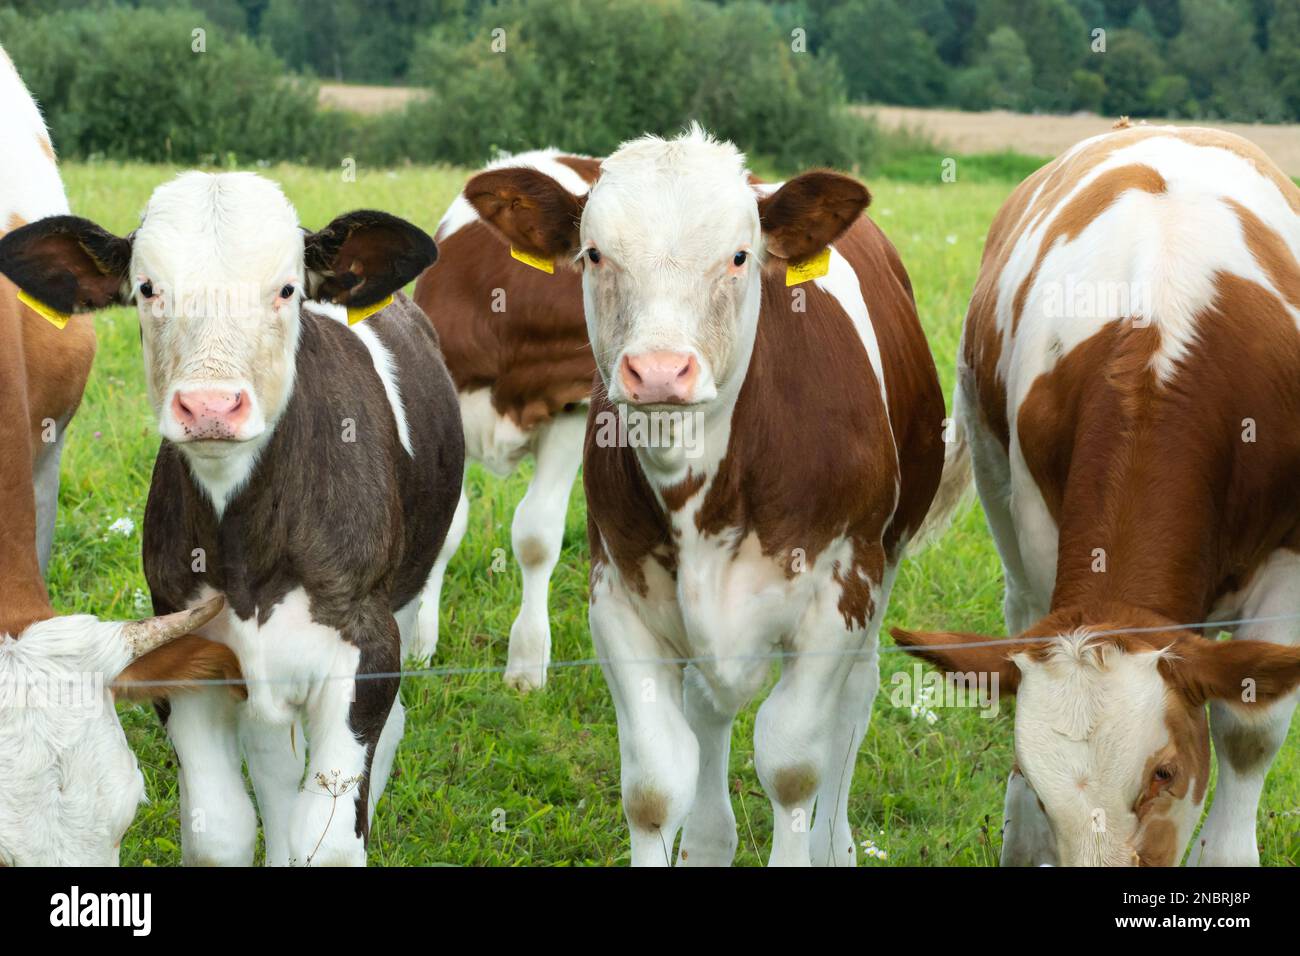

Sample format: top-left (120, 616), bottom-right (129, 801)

top-left (894, 124), bottom-right (1300, 866)
top-left (411, 149), bottom-right (598, 691)
top-left (0, 172), bottom-right (463, 865)
top-left (0, 46), bottom-right (239, 866)
top-left (466, 126), bottom-right (953, 866)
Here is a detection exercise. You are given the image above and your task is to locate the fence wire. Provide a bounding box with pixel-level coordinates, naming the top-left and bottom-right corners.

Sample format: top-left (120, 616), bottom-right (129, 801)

top-left (108, 610), bottom-right (1300, 691)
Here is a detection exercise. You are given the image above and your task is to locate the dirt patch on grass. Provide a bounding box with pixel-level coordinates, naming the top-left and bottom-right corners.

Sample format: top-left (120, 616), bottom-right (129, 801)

top-left (862, 105), bottom-right (1300, 176)
top-left (318, 82), bottom-right (425, 115)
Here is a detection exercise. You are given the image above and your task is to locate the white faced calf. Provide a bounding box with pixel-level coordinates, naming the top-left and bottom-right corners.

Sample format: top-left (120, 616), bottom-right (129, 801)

top-left (467, 127), bottom-right (952, 866)
top-left (0, 172), bottom-right (464, 865)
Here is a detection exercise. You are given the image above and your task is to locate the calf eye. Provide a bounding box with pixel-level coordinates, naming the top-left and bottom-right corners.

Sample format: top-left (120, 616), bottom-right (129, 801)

top-left (138, 280), bottom-right (154, 299)
top-left (1154, 766), bottom-right (1174, 783)
top-left (279, 284), bottom-right (295, 299)
top-left (733, 251), bottom-right (747, 267)
top-left (587, 248), bottom-right (601, 264)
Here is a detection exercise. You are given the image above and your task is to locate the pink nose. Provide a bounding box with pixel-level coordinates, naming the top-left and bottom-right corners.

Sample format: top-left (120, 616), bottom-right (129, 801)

top-left (619, 351), bottom-right (699, 404)
top-left (171, 389), bottom-right (250, 439)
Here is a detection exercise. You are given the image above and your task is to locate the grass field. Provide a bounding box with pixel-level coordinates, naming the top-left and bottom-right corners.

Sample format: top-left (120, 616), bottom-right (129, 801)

top-left (51, 158), bottom-right (1300, 866)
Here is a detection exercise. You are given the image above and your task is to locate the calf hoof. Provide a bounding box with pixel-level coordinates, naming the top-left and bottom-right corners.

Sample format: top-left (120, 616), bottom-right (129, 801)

top-left (504, 620), bottom-right (549, 692)
top-left (503, 658), bottom-right (547, 693)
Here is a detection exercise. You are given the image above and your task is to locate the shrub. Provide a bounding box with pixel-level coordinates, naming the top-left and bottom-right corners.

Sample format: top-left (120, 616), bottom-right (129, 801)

top-left (0, 4), bottom-right (328, 164)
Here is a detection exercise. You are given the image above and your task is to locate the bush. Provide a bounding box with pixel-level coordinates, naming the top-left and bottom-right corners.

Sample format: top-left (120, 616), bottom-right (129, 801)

top-left (384, 0), bottom-right (868, 169)
top-left (0, 4), bottom-right (332, 164)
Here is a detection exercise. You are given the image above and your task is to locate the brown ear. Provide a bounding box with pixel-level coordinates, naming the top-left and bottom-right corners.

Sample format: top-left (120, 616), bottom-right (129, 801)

top-left (304, 210), bottom-right (437, 308)
top-left (890, 627), bottom-right (1023, 694)
top-left (0, 214), bottom-right (132, 312)
top-left (113, 636), bottom-right (246, 702)
top-left (464, 167), bottom-right (584, 260)
top-left (758, 171), bottom-right (870, 261)
top-left (1169, 636), bottom-right (1300, 708)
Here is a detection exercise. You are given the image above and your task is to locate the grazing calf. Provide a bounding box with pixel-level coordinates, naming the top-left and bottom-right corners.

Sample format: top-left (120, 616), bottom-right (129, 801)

top-left (0, 47), bottom-right (240, 866)
top-left (894, 124), bottom-right (1300, 866)
top-left (0, 172), bottom-right (463, 865)
top-left (466, 126), bottom-right (952, 866)
top-left (411, 149), bottom-right (598, 690)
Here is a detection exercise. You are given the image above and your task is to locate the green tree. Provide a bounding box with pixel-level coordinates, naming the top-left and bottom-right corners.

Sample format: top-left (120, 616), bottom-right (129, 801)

top-left (972, 0), bottom-right (1088, 109)
top-left (823, 0), bottom-right (949, 105)
top-left (1099, 28), bottom-right (1165, 114)
top-left (1268, 0), bottom-right (1300, 117)
top-left (953, 26), bottom-right (1034, 110)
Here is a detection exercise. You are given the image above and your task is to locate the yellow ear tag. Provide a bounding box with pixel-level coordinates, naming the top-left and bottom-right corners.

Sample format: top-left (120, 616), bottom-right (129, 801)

top-left (347, 293), bottom-right (394, 326)
top-left (17, 289), bottom-right (72, 330)
top-left (510, 246), bottom-right (555, 274)
top-left (785, 247), bottom-right (831, 287)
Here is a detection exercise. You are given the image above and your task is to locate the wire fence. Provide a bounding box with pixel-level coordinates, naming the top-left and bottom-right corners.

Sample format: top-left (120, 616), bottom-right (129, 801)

top-left (108, 610), bottom-right (1300, 691)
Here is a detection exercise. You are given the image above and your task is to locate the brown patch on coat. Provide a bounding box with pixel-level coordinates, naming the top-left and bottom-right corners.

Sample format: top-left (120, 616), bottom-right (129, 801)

top-left (514, 536), bottom-right (550, 568)
top-left (624, 785), bottom-right (669, 831)
top-left (553, 155), bottom-right (602, 184)
top-left (1017, 271), bottom-right (1300, 625)
top-left (660, 469), bottom-right (705, 512)
top-left (0, 266), bottom-right (96, 638)
top-left (1226, 198), bottom-right (1300, 310)
top-left (38, 135), bottom-right (56, 165)
top-left (414, 218), bottom-right (595, 431)
top-left (772, 763), bottom-right (819, 807)
top-left (114, 636), bottom-right (247, 701)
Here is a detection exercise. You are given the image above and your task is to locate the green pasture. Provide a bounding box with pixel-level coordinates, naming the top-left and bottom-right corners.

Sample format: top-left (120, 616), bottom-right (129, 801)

top-left (48, 158), bottom-right (1299, 866)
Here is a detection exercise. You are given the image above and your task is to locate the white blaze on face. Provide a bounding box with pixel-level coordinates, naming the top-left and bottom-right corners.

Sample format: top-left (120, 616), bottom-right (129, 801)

top-left (1011, 637), bottom-right (1201, 866)
top-left (0, 617), bottom-right (147, 866)
top-left (581, 127), bottom-right (764, 408)
top-left (132, 172), bottom-right (307, 455)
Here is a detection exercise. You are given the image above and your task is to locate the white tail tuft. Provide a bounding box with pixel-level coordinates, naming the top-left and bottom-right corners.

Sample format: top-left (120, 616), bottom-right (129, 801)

top-left (908, 383), bottom-right (974, 553)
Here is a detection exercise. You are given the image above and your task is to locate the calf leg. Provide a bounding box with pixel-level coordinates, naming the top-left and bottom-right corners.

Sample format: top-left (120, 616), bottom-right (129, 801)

top-left (591, 582), bottom-right (696, 866)
top-left (290, 619), bottom-right (400, 867)
top-left (166, 688), bottom-right (256, 867)
top-left (999, 768), bottom-right (1058, 865)
top-left (1192, 551), bottom-right (1300, 866)
top-left (505, 413), bottom-right (585, 692)
top-left (31, 419), bottom-right (68, 576)
top-left (242, 717), bottom-right (305, 867)
top-left (809, 565), bottom-right (897, 867)
top-left (411, 479), bottom-right (469, 664)
top-left (677, 667), bottom-right (742, 866)
top-left (755, 581), bottom-right (887, 868)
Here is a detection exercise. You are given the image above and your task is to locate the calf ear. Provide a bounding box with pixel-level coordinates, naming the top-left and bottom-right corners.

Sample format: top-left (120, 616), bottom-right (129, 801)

top-left (464, 167), bottom-right (584, 261)
top-left (304, 210), bottom-right (437, 308)
top-left (113, 636), bottom-right (246, 702)
top-left (0, 215), bottom-right (132, 313)
top-left (890, 627), bottom-right (1024, 694)
top-left (758, 172), bottom-right (870, 261)
top-left (1171, 636), bottom-right (1300, 708)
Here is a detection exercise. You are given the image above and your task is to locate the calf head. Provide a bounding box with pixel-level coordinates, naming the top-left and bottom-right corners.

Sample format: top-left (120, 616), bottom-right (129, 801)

top-left (464, 126), bottom-right (869, 411)
top-left (0, 597), bottom-right (234, 866)
top-left (893, 610), bottom-right (1300, 866)
top-left (0, 172), bottom-right (435, 486)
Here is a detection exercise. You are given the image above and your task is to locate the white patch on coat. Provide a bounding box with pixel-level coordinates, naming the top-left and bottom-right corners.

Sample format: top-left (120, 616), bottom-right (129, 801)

top-left (350, 322), bottom-right (413, 457)
top-left (458, 387), bottom-right (532, 476)
top-left (0, 43), bottom-right (70, 225)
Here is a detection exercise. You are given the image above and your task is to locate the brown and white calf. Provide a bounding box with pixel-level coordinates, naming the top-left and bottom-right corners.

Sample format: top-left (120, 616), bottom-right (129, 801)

top-left (894, 124), bottom-right (1300, 866)
top-left (0, 46), bottom-right (241, 866)
top-left (467, 126), bottom-right (953, 865)
top-left (0, 172), bottom-right (464, 865)
top-left (411, 149), bottom-right (598, 690)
